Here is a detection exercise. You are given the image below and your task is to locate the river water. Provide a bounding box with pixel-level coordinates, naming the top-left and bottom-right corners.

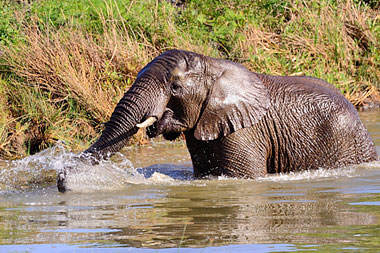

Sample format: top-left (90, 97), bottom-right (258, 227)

top-left (0, 110), bottom-right (379, 252)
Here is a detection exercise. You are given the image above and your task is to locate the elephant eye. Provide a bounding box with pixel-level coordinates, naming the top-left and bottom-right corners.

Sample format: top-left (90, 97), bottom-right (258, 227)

top-left (170, 82), bottom-right (182, 94)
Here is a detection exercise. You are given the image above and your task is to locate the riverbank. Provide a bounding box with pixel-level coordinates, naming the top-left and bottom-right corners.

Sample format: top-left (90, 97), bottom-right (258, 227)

top-left (0, 0), bottom-right (379, 159)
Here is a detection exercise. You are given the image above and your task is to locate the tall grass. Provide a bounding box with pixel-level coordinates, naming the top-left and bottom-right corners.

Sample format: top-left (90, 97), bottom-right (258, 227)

top-left (1, 4), bottom-right (158, 157)
top-left (239, 0), bottom-right (380, 105)
top-left (0, 0), bottom-right (379, 158)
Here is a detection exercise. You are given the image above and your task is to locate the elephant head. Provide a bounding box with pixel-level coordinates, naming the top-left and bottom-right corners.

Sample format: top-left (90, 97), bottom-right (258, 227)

top-left (57, 50), bottom-right (270, 191)
top-left (83, 50), bottom-right (270, 156)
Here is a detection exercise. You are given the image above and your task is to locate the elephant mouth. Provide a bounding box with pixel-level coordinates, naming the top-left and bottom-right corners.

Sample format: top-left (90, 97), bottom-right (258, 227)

top-left (146, 122), bottom-right (159, 138)
top-left (146, 108), bottom-right (172, 138)
top-left (145, 108), bottom-right (182, 141)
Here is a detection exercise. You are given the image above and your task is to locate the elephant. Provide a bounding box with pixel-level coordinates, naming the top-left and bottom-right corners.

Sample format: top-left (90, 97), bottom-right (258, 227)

top-left (57, 49), bottom-right (377, 192)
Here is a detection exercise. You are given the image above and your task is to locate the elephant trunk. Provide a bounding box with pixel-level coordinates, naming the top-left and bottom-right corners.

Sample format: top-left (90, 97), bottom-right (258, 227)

top-left (83, 84), bottom-right (159, 161)
top-left (57, 82), bottom-right (163, 192)
top-left (57, 51), bottom-right (179, 192)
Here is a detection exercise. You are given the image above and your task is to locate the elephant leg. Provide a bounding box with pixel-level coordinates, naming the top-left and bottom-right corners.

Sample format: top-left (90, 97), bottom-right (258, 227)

top-left (185, 128), bottom-right (269, 179)
top-left (218, 127), bottom-right (269, 178)
top-left (185, 135), bottom-right (225, 178)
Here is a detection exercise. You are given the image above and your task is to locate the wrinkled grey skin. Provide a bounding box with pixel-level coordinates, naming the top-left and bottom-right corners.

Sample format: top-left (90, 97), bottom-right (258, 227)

top-left (57, 49), bottom-right (377, 192)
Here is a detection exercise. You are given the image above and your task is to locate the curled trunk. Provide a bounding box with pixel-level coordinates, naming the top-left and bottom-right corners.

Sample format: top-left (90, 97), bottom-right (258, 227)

top-left (84, 84), bottom-right (155, 159)
top-left (57, 84), bottom-right (157, 193)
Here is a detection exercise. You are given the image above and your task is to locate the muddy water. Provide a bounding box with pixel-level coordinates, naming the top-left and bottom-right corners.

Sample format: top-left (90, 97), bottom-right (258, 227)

top-left (0, 110), bottom-right (379, 252)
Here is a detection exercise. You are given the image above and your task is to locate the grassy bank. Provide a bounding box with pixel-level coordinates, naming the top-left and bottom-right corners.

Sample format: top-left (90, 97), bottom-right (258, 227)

top-left (0, 0), bottom-right (379, 159)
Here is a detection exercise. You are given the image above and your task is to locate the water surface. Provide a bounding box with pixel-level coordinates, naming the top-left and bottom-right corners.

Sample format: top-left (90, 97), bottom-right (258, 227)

top-left (0, 109), bottom-right (379, 252)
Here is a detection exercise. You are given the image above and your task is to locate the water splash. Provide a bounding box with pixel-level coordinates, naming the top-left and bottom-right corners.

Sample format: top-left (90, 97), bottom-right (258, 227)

top-left (0, 142), bottom-right (192, 193)
top-left (0, 143), bottom-right (70, 191)
top-left (257, 161), bottom-right (380, 182)
top-left (0, 142), bottom-right (145, 193)
top-left (63, 152), bottom-right (147, 193)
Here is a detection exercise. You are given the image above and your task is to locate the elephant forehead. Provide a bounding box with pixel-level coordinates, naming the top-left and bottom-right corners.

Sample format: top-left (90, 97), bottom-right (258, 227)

top-left (171, 67), bottom-right (182, 77)
top-left (170, 66), bottom-right (187, 80)
top-left (137, 54), bottom-right (187, 82)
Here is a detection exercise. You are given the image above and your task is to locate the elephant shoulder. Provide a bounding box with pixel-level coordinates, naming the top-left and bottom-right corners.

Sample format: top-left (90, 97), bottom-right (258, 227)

top-left (293, 76), bottom-right (342, 96)
top-left (257, 74), bottom-right (356, 117)
top-left (258, 74), bottom-right (343, 99)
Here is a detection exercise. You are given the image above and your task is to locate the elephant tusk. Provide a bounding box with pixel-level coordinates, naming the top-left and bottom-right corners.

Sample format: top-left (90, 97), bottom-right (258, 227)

top-left (136, 117), bottom-right (157, 128)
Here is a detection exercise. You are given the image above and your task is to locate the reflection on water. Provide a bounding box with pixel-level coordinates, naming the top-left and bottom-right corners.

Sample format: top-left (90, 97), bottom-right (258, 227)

top-left (360, 109), bottom-right (380, 153)
top-left (0, 109), bottom-right (379, 251)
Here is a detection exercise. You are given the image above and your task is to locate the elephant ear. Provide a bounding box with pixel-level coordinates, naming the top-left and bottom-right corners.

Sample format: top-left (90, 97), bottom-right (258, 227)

top-left (194, 70), bottom-right (270, 141)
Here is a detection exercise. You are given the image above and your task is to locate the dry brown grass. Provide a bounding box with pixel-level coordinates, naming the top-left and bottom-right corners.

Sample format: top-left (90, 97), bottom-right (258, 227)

top-left (0, 77), bottom-right (27, 158)
top-left (4, 16), bottom-right (156, 123)
top-left (239, 0), bottom-right (379, 106)
top-left (0, 8), bottom-right (162, 155)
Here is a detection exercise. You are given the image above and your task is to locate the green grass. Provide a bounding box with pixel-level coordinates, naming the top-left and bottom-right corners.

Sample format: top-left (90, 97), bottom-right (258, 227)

top-left (0, 0), bottom-right (379, 158)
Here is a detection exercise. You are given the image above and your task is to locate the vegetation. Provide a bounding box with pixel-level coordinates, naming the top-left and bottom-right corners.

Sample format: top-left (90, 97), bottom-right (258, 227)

top-left (0, 0), bottom-right (379, 159)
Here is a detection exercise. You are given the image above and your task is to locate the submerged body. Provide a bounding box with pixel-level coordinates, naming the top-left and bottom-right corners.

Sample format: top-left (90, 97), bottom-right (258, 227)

top-left (186, 75), bottom-right (376, 178)
top-left (57, 50), bottom-right (377, 192)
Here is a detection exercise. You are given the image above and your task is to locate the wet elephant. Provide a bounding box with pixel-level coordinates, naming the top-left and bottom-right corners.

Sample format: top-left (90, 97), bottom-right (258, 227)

top-left (57, 49), bottom-right (377, 192)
